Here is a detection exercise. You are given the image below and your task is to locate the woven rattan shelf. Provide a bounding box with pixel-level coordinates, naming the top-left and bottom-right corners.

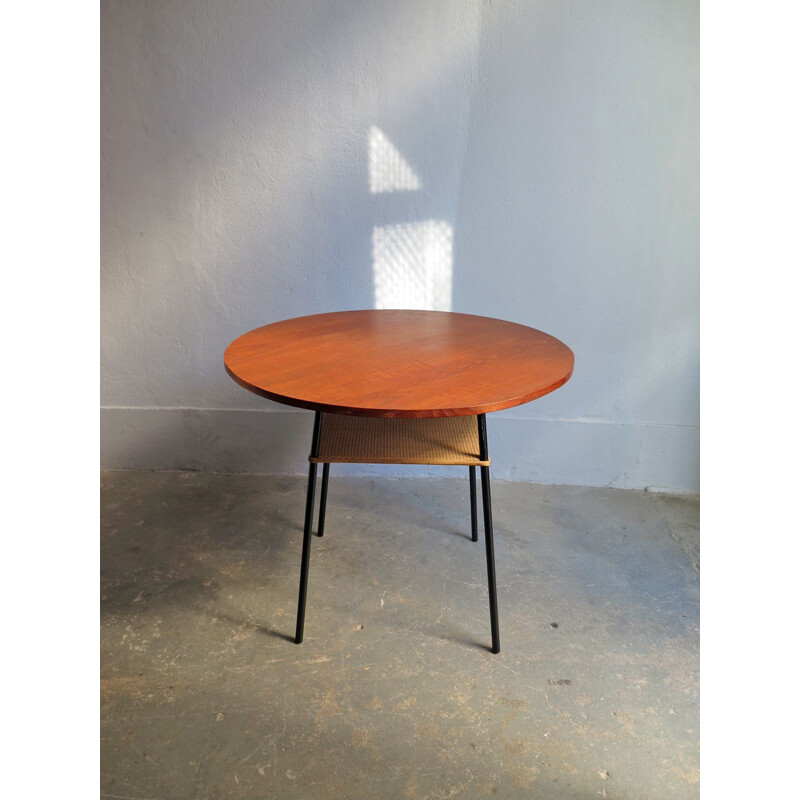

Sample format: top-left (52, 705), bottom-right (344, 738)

top-left (309, 414), bottom-right (489, 466)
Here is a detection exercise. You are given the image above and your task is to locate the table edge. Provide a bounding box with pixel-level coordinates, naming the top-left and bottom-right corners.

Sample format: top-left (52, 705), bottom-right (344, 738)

top-left (224, 362), bottom-right (574, 418)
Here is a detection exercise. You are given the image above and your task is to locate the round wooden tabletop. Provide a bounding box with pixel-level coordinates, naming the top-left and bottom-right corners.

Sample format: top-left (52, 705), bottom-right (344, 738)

top-left (224, 310), bottom-right (573, 418)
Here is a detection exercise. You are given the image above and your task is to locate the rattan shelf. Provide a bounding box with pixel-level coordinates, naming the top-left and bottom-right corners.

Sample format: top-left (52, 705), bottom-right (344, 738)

top-left (309, 413), bottom-right (489, 466)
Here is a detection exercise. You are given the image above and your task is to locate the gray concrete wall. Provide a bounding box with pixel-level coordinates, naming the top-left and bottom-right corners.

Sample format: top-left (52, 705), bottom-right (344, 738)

top-left (101, 0), bottom-right (699, 492)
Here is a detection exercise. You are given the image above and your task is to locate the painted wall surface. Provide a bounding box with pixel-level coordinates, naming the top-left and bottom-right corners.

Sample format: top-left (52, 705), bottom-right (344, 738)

top-left (101, 0), bottom-right (699, 492)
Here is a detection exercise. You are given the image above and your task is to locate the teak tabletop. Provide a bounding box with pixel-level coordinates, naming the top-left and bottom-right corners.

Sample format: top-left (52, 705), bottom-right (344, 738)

top-left (224, 309), bottom-right (574, 418)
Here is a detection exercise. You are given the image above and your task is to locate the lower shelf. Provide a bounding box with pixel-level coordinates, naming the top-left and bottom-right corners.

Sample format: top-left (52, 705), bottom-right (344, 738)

top-left (309, 414), bottom-right (489, 466)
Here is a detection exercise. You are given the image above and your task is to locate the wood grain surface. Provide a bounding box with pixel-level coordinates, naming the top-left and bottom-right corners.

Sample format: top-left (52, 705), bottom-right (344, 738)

top-left (224, 310), bottom-right (573, 418)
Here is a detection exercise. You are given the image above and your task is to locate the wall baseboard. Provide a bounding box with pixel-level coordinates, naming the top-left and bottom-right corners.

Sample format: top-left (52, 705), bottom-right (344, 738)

top-left (101, 407), bottom-right (699, 494)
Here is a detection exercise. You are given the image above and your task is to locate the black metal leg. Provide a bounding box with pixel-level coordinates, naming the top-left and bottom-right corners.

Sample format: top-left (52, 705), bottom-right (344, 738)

top-left (480, 466), bottom-right (500, 653)
top-left (317, 463), bottom-right (330, 537)
top-left (477, 415), bottom-right (500, 654)
top-left (469, 465), bottom-right (478, 542)
top-left (295, 412), bottom-right (323, 644)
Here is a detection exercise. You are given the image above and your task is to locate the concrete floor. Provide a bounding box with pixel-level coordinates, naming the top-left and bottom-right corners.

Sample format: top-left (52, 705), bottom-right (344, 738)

top-left (101, 471), bottom-right (699, 800)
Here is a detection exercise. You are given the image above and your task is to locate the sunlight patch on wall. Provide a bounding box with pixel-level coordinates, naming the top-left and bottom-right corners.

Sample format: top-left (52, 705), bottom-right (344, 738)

top-left (368, 126), bottom-right (421, 194)
top-left (372, 220), bottom-right (453, 311)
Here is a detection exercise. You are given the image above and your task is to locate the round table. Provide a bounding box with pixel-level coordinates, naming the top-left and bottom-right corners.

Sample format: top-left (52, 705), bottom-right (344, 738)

top-left (224, 309), bottom-right (574, 418)
top-left (224, 310), bottom-right (574, 653)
